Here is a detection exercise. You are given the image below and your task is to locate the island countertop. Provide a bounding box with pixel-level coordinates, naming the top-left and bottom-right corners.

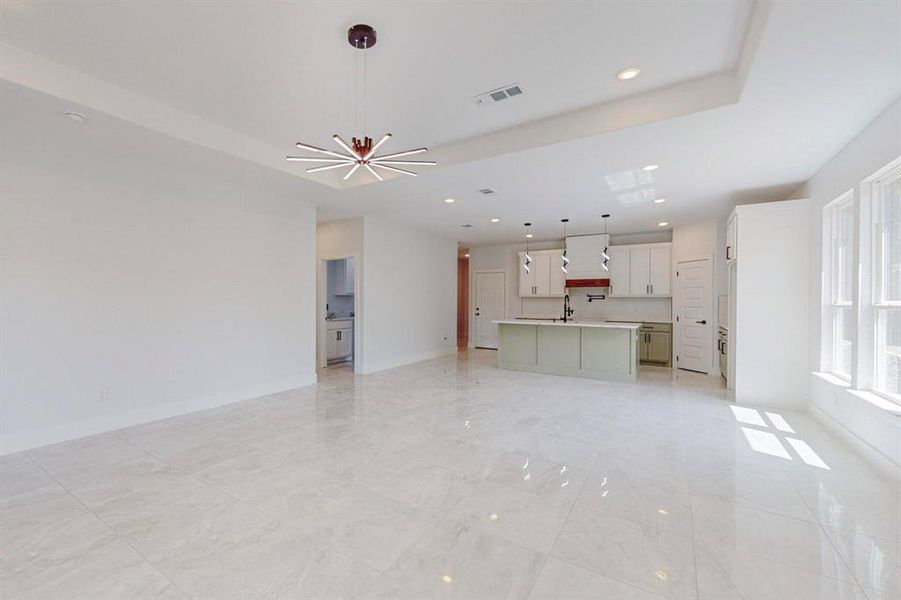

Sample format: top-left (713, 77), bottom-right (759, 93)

top-left (492, 319), bottom-right (641, 330)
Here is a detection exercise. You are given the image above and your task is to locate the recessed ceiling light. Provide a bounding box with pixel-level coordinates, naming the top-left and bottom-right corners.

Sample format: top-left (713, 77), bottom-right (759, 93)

top-left (442, 575), bottom-right (453, 584)
top-left (617, 67), bottom-right (641, 81)
top-left (642, 164), bottom-right (659, 171)
top-left (64, 111), bottom-right (87, 123)
top-left (444, 198), bottom-right (455, 204)
top-left (658, 221), bottom-right (669, 227)
top-left (654, 198), bottom-right (667, 204)
top-left (525, 233), bottom-right (534, 239)
top-left (489, 218), bottom-right (500, 223)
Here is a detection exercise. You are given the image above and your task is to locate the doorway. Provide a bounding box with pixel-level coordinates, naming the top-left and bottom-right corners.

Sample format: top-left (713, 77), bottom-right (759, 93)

top-left (673, 257), bottom-right (713, 373)
top-left (473, 270), bottom-right (506, 349)
top-left (320, 256), bottom-right (358, 372)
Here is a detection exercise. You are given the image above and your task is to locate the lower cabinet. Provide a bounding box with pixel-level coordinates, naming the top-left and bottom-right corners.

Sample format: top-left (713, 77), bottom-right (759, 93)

top-left (638, 323), bottom-right (672, 366)
top-left (326, 325), bottom-right (353, 361)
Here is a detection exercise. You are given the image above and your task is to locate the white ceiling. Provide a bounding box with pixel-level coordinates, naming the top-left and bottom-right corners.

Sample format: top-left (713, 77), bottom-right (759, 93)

top-left (2, 0), bottom-right (899, 245)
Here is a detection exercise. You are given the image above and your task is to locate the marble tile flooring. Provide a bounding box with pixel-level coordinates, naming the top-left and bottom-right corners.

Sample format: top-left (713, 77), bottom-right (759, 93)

top-left (2, 350), bottom-right (898, 599)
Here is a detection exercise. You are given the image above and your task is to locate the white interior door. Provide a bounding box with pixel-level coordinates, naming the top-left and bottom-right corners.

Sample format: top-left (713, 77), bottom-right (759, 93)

top-left (674, 258), bottom-right (712, 373)
top-left (474, 271), bottom-right (506, 349)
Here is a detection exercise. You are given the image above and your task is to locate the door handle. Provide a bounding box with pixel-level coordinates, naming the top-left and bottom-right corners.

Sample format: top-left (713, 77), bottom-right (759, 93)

top-left (650, 284), bottom-right (654, 294)
top-left (726, 246), bottom-right (732, 260)
top-left (337, 330), bottom-right (341, 341)
top-left (646, 284), bottom-right (649, 294)
top-left (696, 320), bottom-right (707, 324)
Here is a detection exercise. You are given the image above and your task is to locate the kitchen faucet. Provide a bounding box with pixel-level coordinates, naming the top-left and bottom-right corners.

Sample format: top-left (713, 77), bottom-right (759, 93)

top-left (562, 294), bottom-right (574, 323)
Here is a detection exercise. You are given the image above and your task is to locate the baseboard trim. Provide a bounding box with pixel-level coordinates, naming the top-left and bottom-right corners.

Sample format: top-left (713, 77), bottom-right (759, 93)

top-left (808, 402), bottom-right (901, 482)
top-left (0, 373), bottom-right (318, 455)
top-left (359, 346), bottom-right (456, 375)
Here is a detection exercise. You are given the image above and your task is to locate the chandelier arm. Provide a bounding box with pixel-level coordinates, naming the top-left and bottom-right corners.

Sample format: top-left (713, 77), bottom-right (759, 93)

top-left (332, 135), bottom-right (360, 158)
top-left (342, 163), bottom-right (362, 180)
top-left (295, 142), bottom-right (356, 161)
top-left (369, 159), bottom-right (437, 166)
top-left (306, 162), bottom-right (357, 174)
top-left (370, 163), bottom-right (417, 177)
top-left (363, 163), bottom-right (384, 181)
top-left (286, 157), bottom-right (356, 163)
top-left (369, 147), bottom-right (428, 161)
top-left (362, 133), bottom-right (392, 160)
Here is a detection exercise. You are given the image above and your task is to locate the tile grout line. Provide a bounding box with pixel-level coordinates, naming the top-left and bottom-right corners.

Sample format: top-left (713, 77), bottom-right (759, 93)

top-left (24, 456), bottom-right (194, 600)
top-left (777, 460), bottom-right (870, 594)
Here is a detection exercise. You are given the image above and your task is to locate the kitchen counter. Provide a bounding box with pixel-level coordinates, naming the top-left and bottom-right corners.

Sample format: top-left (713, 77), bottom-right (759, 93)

top-left (493, 319), bottom-right (639, 382)
top-left (494, 319), bottom-right (640, 330)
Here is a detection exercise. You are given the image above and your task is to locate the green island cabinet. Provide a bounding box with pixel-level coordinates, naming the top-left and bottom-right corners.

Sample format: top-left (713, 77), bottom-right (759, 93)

top-left (495, 321), bottom-right (641, 382)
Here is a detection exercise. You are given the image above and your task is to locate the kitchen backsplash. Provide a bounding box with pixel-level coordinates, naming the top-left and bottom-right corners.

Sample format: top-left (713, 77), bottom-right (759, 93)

top-left (522, 290), bottom-right (672, 322)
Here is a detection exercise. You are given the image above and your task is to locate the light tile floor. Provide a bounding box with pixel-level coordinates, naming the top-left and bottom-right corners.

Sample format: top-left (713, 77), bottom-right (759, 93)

top-left (2, 350), bottom-right (898, 599)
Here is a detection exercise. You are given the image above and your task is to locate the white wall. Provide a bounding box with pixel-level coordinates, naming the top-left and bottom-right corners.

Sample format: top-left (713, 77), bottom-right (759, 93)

top-left (792, 97), bottom-right (901, 473)
top-left (360, 217), bottom-right (457, 373)
top-left (1, 152), bottom-right (318, 454)
top-left (733, 200), bottom-right (810, 410)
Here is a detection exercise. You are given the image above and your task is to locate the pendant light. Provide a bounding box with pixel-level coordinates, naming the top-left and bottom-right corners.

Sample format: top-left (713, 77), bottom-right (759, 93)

top-left (286, 25), bottom-right (436, 182)
top-left (601, 214), bottom-right (611, 272)
top-left (523, 222), bottom-right (533, 273)
top-left (561, 219), bottom-right (570, 273)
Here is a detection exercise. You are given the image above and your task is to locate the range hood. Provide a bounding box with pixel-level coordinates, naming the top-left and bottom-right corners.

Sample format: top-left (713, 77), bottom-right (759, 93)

top-left (566, 277), bottom-right (610, 288)
top-left (563, 233), bottom-right (610, 288)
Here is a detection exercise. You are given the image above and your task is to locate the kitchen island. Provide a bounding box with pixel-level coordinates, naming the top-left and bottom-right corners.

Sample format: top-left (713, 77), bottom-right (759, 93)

top-left (493, 319), bottom-right (641, 382)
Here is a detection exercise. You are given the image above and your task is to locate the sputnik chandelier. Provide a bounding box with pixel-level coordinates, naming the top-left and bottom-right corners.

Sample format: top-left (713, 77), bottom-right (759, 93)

top-left (286, 24), bottom-right (436, 182)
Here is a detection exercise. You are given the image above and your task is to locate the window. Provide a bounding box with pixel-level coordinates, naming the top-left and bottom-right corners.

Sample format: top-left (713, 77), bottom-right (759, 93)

top-left (873, 165), bottom-right (901, 400)
top-left (826, 192), bottom-right (855, 379)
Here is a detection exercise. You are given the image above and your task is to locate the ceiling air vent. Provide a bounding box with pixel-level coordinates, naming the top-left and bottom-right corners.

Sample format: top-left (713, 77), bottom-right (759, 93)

top-left (478, 188), bottom-right (495, 195)
top-left (473, 84), bottom-right (524, 106)
top-left (462, 224), bottom-right (474, 228)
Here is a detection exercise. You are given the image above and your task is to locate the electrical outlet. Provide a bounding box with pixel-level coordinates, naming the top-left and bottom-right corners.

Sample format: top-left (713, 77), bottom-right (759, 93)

top-left (443, 335), bottom-right (448, 341)
top-left (99, 387), bottom-right (109, 402)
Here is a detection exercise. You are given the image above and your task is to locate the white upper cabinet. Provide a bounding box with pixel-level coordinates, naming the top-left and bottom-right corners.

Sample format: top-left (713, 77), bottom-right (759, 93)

top-left (519, 254), bottom-right (536, 296)
top-left (548, 250), bottom-right (566, 296)
top-left (725, 213), bottom-right (737, 263)
top-left (333, 258), bottom-right (355, 296)
top-left (609, 243), bottom-right (672, 297)
top-left (533, 253), bottom-right (551, 296)
top-left (629, 247), bottom-right (651, 295)
top-left (608, 247), bottom-right (631, 296)
top-left (563, 234), bottom-right (610, 280)
top-left (518, 249), bottom-right (565, 297)
top-left (343, 257), bottom-right (354, 294)
top-left (649, 246), bottom-right (671, 295)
